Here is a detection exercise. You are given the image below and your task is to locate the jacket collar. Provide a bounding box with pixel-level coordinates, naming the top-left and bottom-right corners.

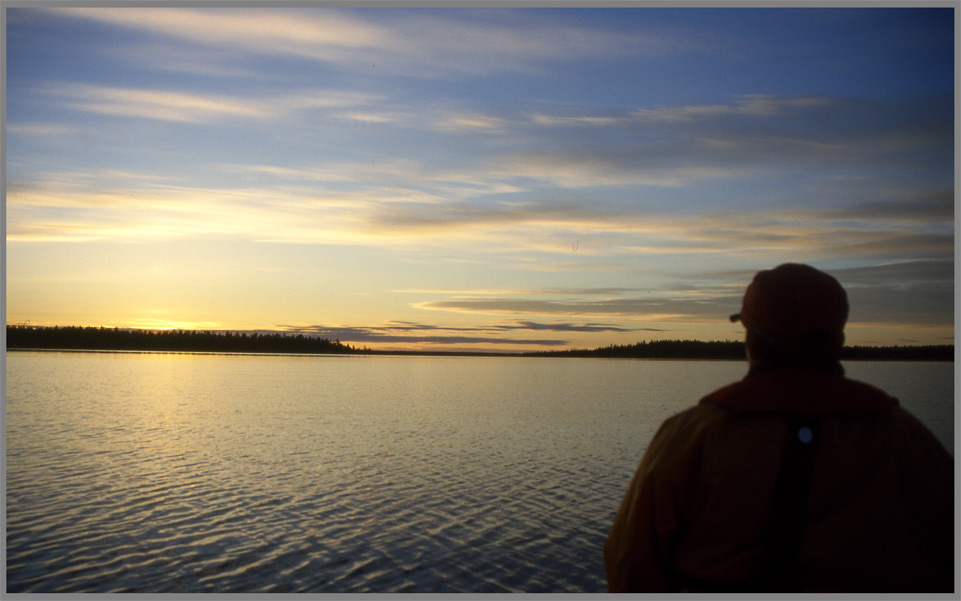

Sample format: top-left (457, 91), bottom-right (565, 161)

top-left (700, 366), bottom-right (898, 415)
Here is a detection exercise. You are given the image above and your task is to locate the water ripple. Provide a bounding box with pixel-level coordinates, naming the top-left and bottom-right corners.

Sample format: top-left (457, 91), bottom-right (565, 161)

top-left (14, 354), bottom-right (945, 592)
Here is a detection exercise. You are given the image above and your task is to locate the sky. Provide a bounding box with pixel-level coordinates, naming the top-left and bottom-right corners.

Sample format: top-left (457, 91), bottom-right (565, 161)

top-left (4, 4), bottom-right (956, 352)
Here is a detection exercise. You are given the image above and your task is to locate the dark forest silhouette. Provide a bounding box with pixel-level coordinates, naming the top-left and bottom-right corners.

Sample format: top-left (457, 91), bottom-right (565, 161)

top-left (529, 340), bottom-right (747, 359)
top-left (5, 325), bottom-right (353, 355)
top-left (4, 325), bottom-right (953, 361)
top-left (526, 339), bottom-right (954, 361)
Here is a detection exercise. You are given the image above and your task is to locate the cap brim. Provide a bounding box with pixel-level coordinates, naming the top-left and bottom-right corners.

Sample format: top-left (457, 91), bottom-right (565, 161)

top-left (730, 313), bottom-right (741, 323)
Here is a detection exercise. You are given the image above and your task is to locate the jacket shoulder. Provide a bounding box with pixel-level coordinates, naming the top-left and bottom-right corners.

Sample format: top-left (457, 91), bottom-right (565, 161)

top-left (700, 369), bottom-right (898, 415)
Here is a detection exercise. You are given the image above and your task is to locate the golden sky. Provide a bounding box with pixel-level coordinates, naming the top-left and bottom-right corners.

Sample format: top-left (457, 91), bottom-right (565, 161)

top-left (6, 6), bottom-right (955, 351)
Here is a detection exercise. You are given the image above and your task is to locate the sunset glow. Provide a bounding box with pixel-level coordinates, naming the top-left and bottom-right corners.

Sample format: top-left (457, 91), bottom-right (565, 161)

top-left (5, 6), bottom-right (955, 352)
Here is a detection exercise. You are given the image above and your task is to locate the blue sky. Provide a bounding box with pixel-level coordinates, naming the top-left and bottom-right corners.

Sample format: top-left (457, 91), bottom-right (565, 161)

top-left (5, 5), bottom-right (956, 351)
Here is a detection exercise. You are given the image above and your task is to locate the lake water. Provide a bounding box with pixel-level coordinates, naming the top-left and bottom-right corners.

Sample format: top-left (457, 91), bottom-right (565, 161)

top-left (5, 351), bottom-right (955, 593)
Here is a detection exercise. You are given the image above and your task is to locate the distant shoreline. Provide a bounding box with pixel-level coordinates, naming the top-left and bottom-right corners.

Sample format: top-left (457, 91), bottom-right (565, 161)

top-left (5, 325), bottom-right (954, 361)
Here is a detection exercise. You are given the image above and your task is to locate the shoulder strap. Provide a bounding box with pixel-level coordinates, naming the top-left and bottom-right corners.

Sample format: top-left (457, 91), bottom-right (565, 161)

top-left (752, 415), bottom-right (820, 591)
top-left (675, 415), bottom-right (822, 593)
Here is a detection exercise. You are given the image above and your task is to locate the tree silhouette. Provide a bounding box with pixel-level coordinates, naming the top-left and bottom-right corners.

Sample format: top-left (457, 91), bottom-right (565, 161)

top-left (5, 325), bottom-right (354, 355)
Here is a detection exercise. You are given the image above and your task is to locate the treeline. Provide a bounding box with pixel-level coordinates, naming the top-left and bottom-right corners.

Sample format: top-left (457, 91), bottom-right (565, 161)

top-left (5, 325), bottom-right (354, 355)
top-left (840, 345), bottom-right (954, 361)
top-left (5, 326), bottom-right (954, 360)
top-left (526, 340), bottom-right (747, 359)
top-left (526, 339), bottom-right (954, 361)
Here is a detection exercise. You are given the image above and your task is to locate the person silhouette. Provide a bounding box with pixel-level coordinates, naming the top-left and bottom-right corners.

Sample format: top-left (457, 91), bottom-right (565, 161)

top-left (604, 263), bottom-right (954, 592)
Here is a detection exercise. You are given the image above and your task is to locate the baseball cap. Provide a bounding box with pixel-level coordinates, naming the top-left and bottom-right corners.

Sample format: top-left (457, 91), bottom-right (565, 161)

top-left (730, 263), bottom-right (848, 353)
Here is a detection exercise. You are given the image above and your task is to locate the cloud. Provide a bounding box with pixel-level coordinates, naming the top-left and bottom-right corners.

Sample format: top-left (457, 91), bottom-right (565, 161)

top-left (631, 95), bottom-right (831, 122)
top-left (414, 296), bottom-right (737, 322)
top-left (8, 82), bottom-right (952, 268)
top-left (6, 179), bottom-right (367, 243)
top-left (44, 8), bottom-right (392, 58)
top-left (832, 259), bottom-right (954, 286)
top-left (408, 256), bottom-right (954, 332)
top-left (275, 322), bottom-right (570, 347)
top-left (39, 7), bottom-right (677, 77)
top-left (335, 111), bottom-right (401, 124)
top-left (272, 317), bottom-right (650, 347)
top-left (530, 114), bottom-right (622, 127)
top-left (48, 83), bottom-right (270, 123)
top-left (8, 168), bottom-right (952, 271)
top-left (359, 193), bottom-right (952, 263)
top-left (826, 259), bottom-right (955, 327)
top-left (814, 190), bottom-right (954, 225)
top-left (492, 321), bottom-right (643, 333)
top-left (222, 159), bottom-right (524, 204)
top-left (528, 95), bottom-right (830, 130)
top-left (494, 153), bottom-right (741, 189)
top-left (431, 111), bottom-right (508, 134)
top-left (41, 83), bottom-right (379, 124)
top-left (845, 284), bottom-right (954, 328)
top-left (525, 94), bottom-right (952, 176)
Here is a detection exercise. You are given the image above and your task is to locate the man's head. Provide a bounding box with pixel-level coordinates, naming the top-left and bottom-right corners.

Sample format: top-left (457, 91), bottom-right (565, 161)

top-left (731, 263), bottom-right (848, 365)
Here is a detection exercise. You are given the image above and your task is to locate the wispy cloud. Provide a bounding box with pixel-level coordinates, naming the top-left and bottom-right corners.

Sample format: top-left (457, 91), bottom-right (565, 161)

top-left (334, 111), bottom-right (401, 124)
top-left (406, 256), bottom-right (954, 332)
top-left (432, 111), bottom-right (508, 134)
top-left (39, 7), bottom-right (678, 77)
top-left (48, 83), bottom-right (271, 123)
top-left (531, 95), bottom-right (830, 127)
top-left (524, 94), bottom-right (952, 178)
top-left (6, 179), bottom-right (362, 242)
top-left (632, 95), bottom-right (831, 122)
top-left (276, 322), bottom-right (566, 347)
top-left (492, 320), bottom-right (641, 333)
top-left (7, 8), bottom-right (953, 348)
top-left (40, 83), bottom-right (380, 124)
top-left (44, 7), bottom-right (392, 59)
top-left (833, 259), bottom-right (956, 325)
top-left (8, 164), bottom-right (952, 270)
top-left (274, 317), bottom-right (652, 348)
top-left (813, 190), bottom-right (954, 225)
top-left (832, 259), bottom-right (954, 285)
top-left (413, 296), bottom-right (734, 321)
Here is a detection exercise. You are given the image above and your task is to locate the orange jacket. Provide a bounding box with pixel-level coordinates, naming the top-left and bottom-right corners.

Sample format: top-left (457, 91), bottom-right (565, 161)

top-left (604, 367), bottom-right (954, 593)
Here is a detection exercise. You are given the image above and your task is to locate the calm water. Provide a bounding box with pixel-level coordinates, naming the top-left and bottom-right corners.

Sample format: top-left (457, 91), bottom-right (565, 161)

top-left (5, 351), bottom-right (954, 593)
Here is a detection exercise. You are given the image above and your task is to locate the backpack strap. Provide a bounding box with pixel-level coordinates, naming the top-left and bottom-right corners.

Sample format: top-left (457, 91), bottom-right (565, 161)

top-left (676, 415), bottom-right (822, 593)
top-left (752, 415), bottom-right (820, 591)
